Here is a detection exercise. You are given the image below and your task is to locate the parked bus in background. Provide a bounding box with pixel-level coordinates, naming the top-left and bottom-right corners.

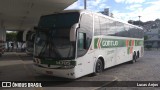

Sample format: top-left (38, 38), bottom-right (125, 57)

top-left (26, 31), bottom-right (35, 55)
top-left (0, 29), bottom-right (6, 56)
top-left (33, 10), bottom-right (144, 79)
top-left (22, 30), bottom-right (35, 55)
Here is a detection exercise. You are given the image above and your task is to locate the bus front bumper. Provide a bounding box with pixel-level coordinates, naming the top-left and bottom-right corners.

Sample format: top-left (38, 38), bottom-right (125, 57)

top-left (33, 64), bottom-right (77, 79)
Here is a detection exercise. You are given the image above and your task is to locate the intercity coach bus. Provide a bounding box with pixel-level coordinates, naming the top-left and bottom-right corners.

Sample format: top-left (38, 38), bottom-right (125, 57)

top-left (0, 29), bottom-right (5, 56)
top-left (33, 10), bottom-right (144, 79)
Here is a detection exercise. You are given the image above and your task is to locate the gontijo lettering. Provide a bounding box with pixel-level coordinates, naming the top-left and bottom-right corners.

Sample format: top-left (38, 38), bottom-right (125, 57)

top-left (102, 40), bottom-right (118, 47)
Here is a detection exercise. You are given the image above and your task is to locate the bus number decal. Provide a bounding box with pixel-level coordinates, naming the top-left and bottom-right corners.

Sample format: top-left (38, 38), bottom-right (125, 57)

top-left (56, 61), bottom-right (71, 66)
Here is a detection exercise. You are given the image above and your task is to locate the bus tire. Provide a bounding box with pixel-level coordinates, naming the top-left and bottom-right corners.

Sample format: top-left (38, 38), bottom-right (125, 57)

top-left (130, 52), bottom-right (137, 64)
top-left (94, 59), bottom-right (103, 76)
top-left (137, 51), bottom-right (139, 59)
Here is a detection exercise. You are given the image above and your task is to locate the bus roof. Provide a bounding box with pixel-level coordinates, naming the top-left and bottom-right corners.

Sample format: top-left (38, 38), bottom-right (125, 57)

top-left (41, 9), bottom-right (143, 30)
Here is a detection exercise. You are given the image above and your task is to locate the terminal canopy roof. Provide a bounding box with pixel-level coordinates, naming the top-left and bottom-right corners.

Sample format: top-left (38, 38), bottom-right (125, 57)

top-left (0, 0), bottom-right (76, 31)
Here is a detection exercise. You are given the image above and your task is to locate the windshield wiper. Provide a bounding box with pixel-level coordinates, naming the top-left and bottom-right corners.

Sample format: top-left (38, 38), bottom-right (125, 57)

top-left (49, 30), bottom-right (62, 58)
top-left (38, 40), bottom-right (48, 57)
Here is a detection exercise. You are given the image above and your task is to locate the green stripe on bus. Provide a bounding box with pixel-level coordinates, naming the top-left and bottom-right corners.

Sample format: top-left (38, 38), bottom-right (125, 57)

top-left (100, 38), bottom-right (126, 48)
top-left (40, 59), bottom-right (76, 66)
top-left (94, 38), bottom-right (99, 49)
top-left (135, 40), bottom-right (144, 46)
top-left (94, 38), bottom-right (143, 49)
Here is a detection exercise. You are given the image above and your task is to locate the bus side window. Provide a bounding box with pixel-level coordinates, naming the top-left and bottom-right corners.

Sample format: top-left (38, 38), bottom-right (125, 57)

top-left (77, 32), bottom-right (87, 57)
top-left (80, 14), bottom-right (93, 34)
top-left (78, 32), bottom-right (86, 50)
top-left (94, 15), bottom-right (101, 35)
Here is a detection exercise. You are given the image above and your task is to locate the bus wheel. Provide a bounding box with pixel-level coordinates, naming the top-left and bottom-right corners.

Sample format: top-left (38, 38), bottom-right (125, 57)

top-left (130, 53), bottom-right (137, 64)
top-left (137, 51), bottom-right (139, 59)
top-left (95, 59), bottom-right (103, 74)
top-left (89, 59), bottom-right (103, 77)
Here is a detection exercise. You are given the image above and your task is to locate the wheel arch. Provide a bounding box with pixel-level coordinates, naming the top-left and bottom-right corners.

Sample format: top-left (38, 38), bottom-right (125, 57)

top-left (93, 56), bottom-right (105, 73)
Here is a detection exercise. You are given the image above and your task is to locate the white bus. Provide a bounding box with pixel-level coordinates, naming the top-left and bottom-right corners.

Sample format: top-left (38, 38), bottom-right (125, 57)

top-left (0, 29), bottom-right (6, 56)
top-left (33, 10), bottom-right (144, 79)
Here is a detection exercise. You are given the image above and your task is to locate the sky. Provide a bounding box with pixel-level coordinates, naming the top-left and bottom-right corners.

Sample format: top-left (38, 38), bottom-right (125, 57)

top-left (66, 0), bottom-right (160, 22)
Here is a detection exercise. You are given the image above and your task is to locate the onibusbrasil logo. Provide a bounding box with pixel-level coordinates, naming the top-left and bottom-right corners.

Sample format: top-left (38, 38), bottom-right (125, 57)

top-left (1, 82), bottom-right (42, 87)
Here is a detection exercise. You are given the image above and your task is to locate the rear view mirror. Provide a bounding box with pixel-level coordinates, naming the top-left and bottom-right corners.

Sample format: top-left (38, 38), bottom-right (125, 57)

top-left (70, 23), bottom-right (79, 41)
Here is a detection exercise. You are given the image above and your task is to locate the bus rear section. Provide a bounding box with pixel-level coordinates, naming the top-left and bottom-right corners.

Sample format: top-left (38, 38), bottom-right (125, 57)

top-left (91, 13), bottom-right (144, 71)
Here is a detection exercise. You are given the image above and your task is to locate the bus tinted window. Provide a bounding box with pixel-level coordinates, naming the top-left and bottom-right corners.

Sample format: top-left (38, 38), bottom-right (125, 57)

top-left (80, 14), bottom-right (93, 34)
top-left (38, 12), bottom-right (80, 29)
top-left (116, 22), bottom-right (125, 37)
top-left (80, 14), bottom-right (93, 49)
top-left (129, 26), bottom-right (136, 38)
top-left (100, 17), bottom-right (108, 35)
top-left (77, 14), bottom-right (93, 57)
top-left (123, 24), bottom-right (130, 37)
top-left (107, 19), bottom-right (117, 36)
top-left (94, 15), bottom-right (101, 35)
top-left (93, 14), bottom-right (143, 38)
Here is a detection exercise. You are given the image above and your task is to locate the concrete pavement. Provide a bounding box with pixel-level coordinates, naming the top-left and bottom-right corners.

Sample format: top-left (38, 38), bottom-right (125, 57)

top-left (0, 52), bottom-right (118, 90)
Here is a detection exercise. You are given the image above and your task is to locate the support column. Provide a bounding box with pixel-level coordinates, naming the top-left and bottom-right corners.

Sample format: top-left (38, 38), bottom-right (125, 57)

top-left (0, 28), bottom-right (6, 55)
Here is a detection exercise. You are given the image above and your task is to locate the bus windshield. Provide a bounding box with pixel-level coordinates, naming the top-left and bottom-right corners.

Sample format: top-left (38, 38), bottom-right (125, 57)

top-left (38, 12), bottom-right (80, 28)
top-left (34, 12), bottom-right (79, 60)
